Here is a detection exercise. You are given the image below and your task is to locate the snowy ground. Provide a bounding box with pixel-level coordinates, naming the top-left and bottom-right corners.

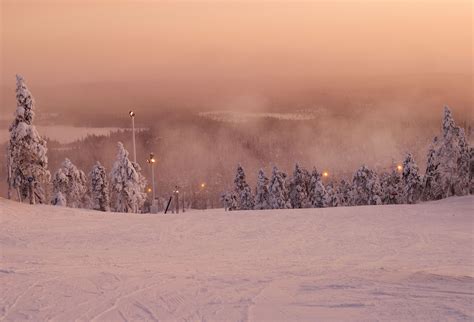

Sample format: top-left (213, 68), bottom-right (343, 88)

top-left (1, 196), bottom-right (473, 321)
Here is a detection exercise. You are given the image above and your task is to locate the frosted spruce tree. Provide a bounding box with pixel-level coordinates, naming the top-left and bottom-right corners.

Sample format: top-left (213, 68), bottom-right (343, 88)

top-left (351, 165), bottom-right (382, 206)
top-left (220, 191), bottom-right (238, 211)
top-left (289, 163), bottom-right (309, 208)
top-left (336, 179), bottom-right (352, 206)
top-left (255, 169), bottom-right (270, 210)
top-left (402, 153), bottom-right (422, 204)
top-left (110, 142), bottom-right (146, 213)
top-left (423, 141), bottom-right (441, 199)
top-left (308, 168), bottom-right (327, 208)
top-left (7, 74), bottom-right (50, 203)
top-left (423, 107), bottom-right (470, 200)
top-left (228, 191), bottom-right (239, 211)
top-left (379, 170), bottom-right (403, 205)
top-left (324, 182), bottom-right (339, 207)
top-left (269, 166), bottom-right (291, 209)
top-left (90, 162), bottom-right (110, 211)
top-left (234, 164), bottom-right (255, 210)
top-left (51, 158), bottom-right (87, 208)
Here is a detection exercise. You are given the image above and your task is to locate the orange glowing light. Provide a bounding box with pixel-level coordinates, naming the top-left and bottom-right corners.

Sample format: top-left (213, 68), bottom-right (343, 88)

top-left (397, 165), bottom-right (403, 172)
top-left (322, 171), bottom-right (329, 178)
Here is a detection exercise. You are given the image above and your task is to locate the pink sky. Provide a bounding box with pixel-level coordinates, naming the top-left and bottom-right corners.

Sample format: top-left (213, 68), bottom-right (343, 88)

top-left (1, 0), bottom-right (472, 87)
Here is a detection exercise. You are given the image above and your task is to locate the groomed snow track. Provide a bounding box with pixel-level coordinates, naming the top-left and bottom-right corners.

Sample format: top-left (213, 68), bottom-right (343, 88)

top-left (1, 196), bottom-right (473, 321)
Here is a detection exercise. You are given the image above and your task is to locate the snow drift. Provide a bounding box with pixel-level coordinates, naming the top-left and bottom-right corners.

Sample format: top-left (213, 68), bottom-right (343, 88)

top-left (1, 196), bottom-right (473, 321)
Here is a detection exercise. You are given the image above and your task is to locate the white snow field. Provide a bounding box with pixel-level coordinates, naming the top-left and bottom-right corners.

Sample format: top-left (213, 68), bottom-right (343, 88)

top-left (1, 196), bottom-right (473, 321)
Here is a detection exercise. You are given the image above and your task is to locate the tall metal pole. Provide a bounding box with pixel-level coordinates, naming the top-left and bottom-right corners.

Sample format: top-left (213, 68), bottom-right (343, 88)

top-left (147, 152), bottom-right (157, 213)
top-left (151, 162), bottom-right (156, 201)
top-left (129, 110), bottom-right (137, 164)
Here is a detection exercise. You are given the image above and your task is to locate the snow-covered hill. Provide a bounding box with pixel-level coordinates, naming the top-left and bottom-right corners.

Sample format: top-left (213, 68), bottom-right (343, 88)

top-left (1, 196), bottom-right (473, 321)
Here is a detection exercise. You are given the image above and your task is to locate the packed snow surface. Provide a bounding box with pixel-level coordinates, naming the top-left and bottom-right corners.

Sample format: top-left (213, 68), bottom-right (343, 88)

top-left (1, 196), bottom-right (473, 321)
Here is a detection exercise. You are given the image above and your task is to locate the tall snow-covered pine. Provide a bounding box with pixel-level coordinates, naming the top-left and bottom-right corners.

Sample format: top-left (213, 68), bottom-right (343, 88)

top-left (402, 153), bottom-right (422, 204)
top-left (52, 158), bottom-right (87, 208)
top-left (379, 170), bottom-right (403, 205)
top-left (110, 142), bottom-right (146, 213)
top-left (90, 161), bottom-right (110, 211)
top-left (269, 166), bottom-right (291, 209)
top-left (234, 164), bottom-right (255, 210)
top-left (7, 75), bottom-right (50, 202)
top-left (289, 163), bottom-right (309, 208)
top-left (351, 165), bottom-right (382, 206)
top-left (423, 107), bottom-right (470, 199)
top-left (255, 169), bottom-right (270, 210)
top-left (308, 168), bottom-right (327, 208)
top-left (336, 179), bottom-right (352, 206)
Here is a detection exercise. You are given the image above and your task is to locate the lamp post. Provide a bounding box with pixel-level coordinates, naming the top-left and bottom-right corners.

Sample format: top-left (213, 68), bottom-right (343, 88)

top-left (129, 110), bottom-right (137, 164)
top-left (146, 153), bottom-right (156, 202)
top-left (200, 182), bottom-right (206, 209)
top-left (173, 186), bottom-right (179, 214)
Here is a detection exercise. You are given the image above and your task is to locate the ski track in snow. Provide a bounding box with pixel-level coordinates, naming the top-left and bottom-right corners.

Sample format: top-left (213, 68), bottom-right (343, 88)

top-left (0, 196), bottom-right (473, 321)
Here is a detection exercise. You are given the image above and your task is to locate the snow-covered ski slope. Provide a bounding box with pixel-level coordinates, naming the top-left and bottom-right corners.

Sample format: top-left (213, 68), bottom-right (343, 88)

top-left (1, 196), bottom-right (473, 321)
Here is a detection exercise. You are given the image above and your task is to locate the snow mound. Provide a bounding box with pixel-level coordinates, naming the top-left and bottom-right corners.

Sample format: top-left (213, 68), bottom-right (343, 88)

top-left (1, 196), bottom-right (473, 321)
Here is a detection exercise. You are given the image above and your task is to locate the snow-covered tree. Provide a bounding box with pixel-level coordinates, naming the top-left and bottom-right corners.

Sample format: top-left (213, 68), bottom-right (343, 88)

top-left (423, 107), bottom-right (470, 199)
top-left (51, 191), bottom-right (66, 207)
top-left (423, 141), bottom-right (441, 200)
top-left (351, 165), bottom-right (382, 206)
top-left (255, 169), bottom-right (270, 210)
top-left (336, 179), bottom-right (352, 206)
top-left (457, 128), bottom-right (471, 195)
top-left (52, 158), bottom-right (87, 208)
top-left (308, 168), bottom-right (327, 208)
top-left (90, 161), bottom-right (110, 211)
top-left (7, 74), bottom-right (50, 203)
top-left (289, 163), bottom-right (309, 208)
top-left (234, 164), bottom-right (254, 210)
top-left (401, 154), bottom-right (422, 204)
top-left (379, 170), bottom-right (403, 205)
top-left (110, 142), bottom-right (147, 213)
top-left (269, 166), bottom-right (291, 209)
top-left (52, 191), bottom-right (66, 206)
top-left (221, 191), bottom-right (238, 211)
top-left (324, 182), bottom-right (339, 207)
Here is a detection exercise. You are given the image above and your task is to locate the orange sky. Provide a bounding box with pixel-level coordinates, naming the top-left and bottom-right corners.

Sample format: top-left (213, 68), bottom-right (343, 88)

top-left (1, 0), bottom-right (472, 86)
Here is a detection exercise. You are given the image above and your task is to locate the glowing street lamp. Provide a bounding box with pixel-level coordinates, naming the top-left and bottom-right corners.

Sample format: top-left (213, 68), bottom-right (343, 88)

top-left (129, 110), bottom-right (137, 164)
top-left (322, 171), bottom-right (329, 178)
top-left (200, 182), bottom-right (206, 189)
top-left (396, 164), bottom-right (403, 172)
top-left (146, 152), bottom-right (156, 202)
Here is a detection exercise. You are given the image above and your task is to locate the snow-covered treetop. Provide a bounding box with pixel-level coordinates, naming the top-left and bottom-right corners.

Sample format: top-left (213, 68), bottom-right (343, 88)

top-left (111, 142), bottom-right (140, 183)
top-left (402, 153), bottom-right (418, 173)
top-left (442, 106), bottom-right (456, 138)
top-left (234, 164), bottom-right (246, 184)
top-left (15, 74), bottom-right (35, 125)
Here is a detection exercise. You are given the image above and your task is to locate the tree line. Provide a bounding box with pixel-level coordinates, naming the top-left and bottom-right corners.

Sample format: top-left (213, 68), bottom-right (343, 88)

top-left (223, 107), bottom-right (472, 210)
top-left (7, 75), bottom-right (147, 212)
top-left (5, 74), bottom-right (473, 213)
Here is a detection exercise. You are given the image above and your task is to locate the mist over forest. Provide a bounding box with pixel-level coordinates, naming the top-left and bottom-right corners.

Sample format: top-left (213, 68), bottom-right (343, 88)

top-left (1, 73), bottom-right (472, 200)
